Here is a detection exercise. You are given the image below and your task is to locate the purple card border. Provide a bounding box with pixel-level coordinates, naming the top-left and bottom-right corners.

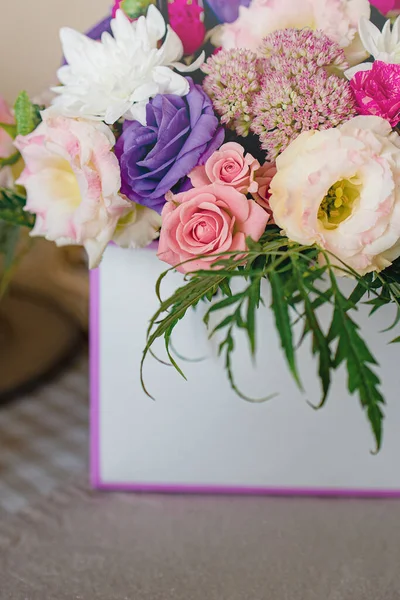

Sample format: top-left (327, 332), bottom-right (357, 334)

top-left (90, 267), bottom-right (400, 499)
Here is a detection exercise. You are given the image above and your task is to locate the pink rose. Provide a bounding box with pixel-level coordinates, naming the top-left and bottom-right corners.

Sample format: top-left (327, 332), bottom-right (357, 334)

top-left (158, 184), bottom-right (269, 273)
top-left (0, 96), bottom-right (15, 159)
top-left (351, 61), bottom-right (400, 127)
top-left (251, 162), bottom-right (277, 220)
top-left (15, 114), bottom-right (128, 269)
top-left (189, 143), bottom-right (260, 194)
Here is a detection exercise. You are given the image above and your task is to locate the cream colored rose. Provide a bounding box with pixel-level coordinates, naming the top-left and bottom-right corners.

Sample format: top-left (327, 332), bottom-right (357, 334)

top-left (269, 116), bottom-right (400, 276)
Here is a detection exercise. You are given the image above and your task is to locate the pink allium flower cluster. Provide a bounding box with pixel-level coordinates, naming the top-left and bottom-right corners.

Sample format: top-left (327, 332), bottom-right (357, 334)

top-left (202, 49), bottom-right (266, 136)
top-left (252, 70), bottom-right (357, 159)
top-left (259, 28), bottom-right (349, 75)
top-left (203, 29), bottom-right (356, 158)
top-left (251, 29), bottom-right (356, 158)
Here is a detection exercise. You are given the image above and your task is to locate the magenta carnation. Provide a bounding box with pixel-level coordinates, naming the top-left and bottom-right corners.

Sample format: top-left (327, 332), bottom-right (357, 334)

top-left (202, 49), bottom-right (266, 136)
top-left (369, 0), bottom-right (400, 14)
top-left (168, 0), bottom-right (206, 55)
top-left (350, 61), bottom-right (400, 127)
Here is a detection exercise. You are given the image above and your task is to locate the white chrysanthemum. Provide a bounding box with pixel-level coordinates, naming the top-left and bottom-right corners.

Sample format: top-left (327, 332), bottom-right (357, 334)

top-left (51, 6), bottom-right (204, 125)
top-left (346, 16), bottom-right (400, 78)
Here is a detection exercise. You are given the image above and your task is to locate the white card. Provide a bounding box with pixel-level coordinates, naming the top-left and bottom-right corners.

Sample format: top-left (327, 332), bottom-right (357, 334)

top-left (91, 244), bottom-right (400, 495)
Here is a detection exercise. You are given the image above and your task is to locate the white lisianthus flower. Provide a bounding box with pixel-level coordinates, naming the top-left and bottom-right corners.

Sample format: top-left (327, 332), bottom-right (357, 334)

top-left (51, 6), bottom-right (204, 125)
top-left (269, 116), bottom-right (400, 276)
top-left (14, 114), bottom-right (129, 269)
top-left (213, 0), bottom-right (371, 67)
top-left (113, 202), bottom-right (161, 250)
top-left (346, 16), bottom-right (400, 78)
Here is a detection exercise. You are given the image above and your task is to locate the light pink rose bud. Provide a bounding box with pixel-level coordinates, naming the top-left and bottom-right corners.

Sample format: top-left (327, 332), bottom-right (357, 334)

top-left (189, 142), bottom-right (260, 194)
top-left (251, 161), bottom-right (277, 221)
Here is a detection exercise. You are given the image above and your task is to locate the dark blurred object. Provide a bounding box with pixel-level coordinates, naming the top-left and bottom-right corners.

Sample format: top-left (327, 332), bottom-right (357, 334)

top-left (0, 233), bottom-right (88, 403)
top-left (0, 288), bottom-right (83, 404)
top-left (11, 237), bottom-right (89, 332)
top-left (371, 4), bottom-right (389, 26)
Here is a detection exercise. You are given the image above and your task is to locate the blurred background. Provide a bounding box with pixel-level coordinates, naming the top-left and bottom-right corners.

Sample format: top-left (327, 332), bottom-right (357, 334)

top-left (0, 0), bottom-right (111, 514)
top-left (2, 0), bottom-right (111, 102)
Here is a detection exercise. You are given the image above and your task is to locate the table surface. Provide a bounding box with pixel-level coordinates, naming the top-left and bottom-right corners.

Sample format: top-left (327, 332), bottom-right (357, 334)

top-left (1, 355), bottom-right (400, 599)
top-left (0, 355), bottom-right (88, 515)
top-left (1, 481), bottom-right (400, 600)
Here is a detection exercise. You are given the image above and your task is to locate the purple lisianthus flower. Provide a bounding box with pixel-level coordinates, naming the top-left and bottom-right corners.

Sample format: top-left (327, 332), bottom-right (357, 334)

top-left (115, 78), bottom-right (224, 213)
top-left (205, 0), bottom-right (251, 23)
top-left (86, 16), bottom-right (112, 40)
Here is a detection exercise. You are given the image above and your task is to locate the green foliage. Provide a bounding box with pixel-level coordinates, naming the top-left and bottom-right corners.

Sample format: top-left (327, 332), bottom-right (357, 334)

top-left (0, 122), bottom-right (17, 138)
top-left (0, 152), bottom-right (20, 168)
top-left (14, 91), bottom-right (42, 137)
top-left (0, 221), bottom-right (20, 269)
top-left (0, 221), bottom-right (20, 297)
top-left (0, 188), bottom-right (34, 229)
top-left (122, 0), bottom-right (156, 19)
top-left (142, 231), bottom-right (399, 451)
top-left (0, 93), bottom-right (42, 223)
top-left (327, 271), bottom-right (384, 450)
top-left (141, 271), bottom-right (227, 398)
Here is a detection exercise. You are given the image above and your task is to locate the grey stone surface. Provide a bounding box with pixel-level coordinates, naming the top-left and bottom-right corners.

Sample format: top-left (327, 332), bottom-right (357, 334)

top-left (1, 483), bottom-right (400, 599)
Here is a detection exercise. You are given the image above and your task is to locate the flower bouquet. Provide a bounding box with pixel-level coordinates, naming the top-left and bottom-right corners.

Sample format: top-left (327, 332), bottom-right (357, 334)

top-left (1, 0), bottom-right (400, 451)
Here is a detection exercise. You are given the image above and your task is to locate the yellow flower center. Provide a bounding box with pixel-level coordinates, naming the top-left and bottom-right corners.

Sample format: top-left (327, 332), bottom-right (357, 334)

top-left (318, 177), bottom-right (361, 229)
top-left (49, 158), bottom-right (82, 209)
top-left (115, 205), bottom-right (138, 235)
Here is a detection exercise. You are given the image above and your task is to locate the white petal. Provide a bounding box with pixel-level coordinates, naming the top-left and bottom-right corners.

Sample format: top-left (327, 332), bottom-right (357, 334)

top-left (131, 81), bottom-right (160, 103)
top-left (152, 66), bottom-right (190, 96)
top-left (344, 34), bottom-right (369, 67)
top-left (84, 237), bottom-right (109, 269)
top-left (381, 19), bottom-right (393, 51)
top-left (172, 51), bottom-right (205, 73)
top-left (156, 27), bottom-right (184, 65)
top-left (344, 62), bottom-right (373, 80)
top-left (359, 16), bottom-right (381, 59)
top-left (111, 9), bottom-right (136, 45)
top-left (392, 16), bottom-right (400, 46)
top-left (145, 5), bottom-right (167, 46)
top-left (104, 100), bottom-right (132, 125)
top-left (126, 101), bottom-right (148, 125)
top-left (113, 204), bottom-right (161, 250)
top-left (60, 28), bottom-right (97, 74)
